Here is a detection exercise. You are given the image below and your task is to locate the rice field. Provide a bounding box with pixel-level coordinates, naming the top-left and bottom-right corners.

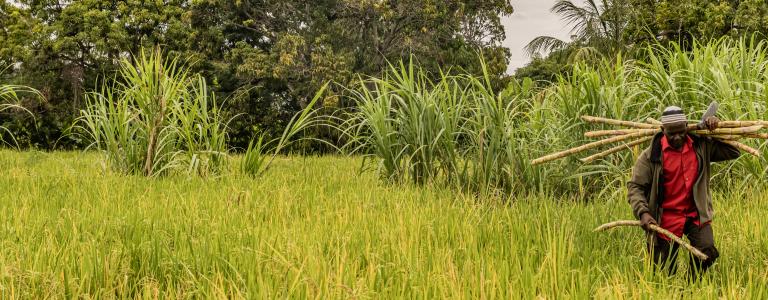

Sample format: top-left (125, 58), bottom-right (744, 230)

top-left (2, 150), bottom-right (767, 298)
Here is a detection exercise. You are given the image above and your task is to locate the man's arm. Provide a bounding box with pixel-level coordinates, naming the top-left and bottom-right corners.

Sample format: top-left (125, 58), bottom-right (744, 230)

top-left (703, 116), bottom-right (741, 162)
top-left (709, 138), bottom-right (741, 162)
top-left (628, 150), bottom-right (652, 220)
top-left (628, 149), bottom-right (657, 231)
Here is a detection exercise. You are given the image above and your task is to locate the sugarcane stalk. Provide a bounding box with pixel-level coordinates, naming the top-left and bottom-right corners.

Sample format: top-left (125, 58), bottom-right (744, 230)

top-left (532, 129), bottom-right (659, 165)
top-left (708, 133), bottom-right (768, 139)
top-left (585, 129), bottom-right (648, 138)
top-left (594, 220), bottom-right (708, 260)
top-left (720, 140), bottom-right (762, 157)
top-left (709, 135), bottom-right (742, 140)
top-left (581, 116), bottom-right (659, 129)
top-left (689, 124), bottom-right (763, 135)
top-left (717, 121), bottom-right (768, 128)
top-left (579, 136), bottom-right (653, 163)
top-left (745, 133), bottom-right (768, 139)
top-left (646, 117), bottom-right (662, 125)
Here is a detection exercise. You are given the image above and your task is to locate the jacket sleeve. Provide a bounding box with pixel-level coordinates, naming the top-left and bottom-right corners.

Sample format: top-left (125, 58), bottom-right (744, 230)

top-left (628, 149), bottom-right (652, 220)
top-left (709, 138), bottom-right (741, 162)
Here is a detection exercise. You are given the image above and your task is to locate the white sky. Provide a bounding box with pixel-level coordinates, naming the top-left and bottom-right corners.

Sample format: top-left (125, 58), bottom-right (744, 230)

top-left (502, 0), bottom-right (572, 74)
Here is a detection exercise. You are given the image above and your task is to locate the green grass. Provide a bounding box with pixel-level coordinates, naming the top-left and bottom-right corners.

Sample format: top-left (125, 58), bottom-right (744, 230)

top-left (1, 151), bottom-right (767, 298)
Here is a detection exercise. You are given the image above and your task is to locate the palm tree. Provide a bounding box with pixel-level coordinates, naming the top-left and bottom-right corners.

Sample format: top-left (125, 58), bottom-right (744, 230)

top-left (525, 0), bottom-right (627, 61)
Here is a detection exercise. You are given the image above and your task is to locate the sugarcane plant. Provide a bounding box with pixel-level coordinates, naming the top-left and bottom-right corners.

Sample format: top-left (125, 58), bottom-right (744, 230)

top-left (77, 49), bottom-right (228, 177)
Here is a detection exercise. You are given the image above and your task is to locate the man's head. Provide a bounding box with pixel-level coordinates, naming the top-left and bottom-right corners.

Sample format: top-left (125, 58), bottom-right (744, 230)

top-left (661, 106), bottom-right (688, 149)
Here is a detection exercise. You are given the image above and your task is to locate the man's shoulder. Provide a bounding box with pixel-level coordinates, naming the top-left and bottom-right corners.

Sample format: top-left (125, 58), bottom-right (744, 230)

top-left (690, 133), bottom-right (714, 145)
top-left (634, 146), bottom-right (653, 163)
top-left (640, 144), bottom-right (654, 157)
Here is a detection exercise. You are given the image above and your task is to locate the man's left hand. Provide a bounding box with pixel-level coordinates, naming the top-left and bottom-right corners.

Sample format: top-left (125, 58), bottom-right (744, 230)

top-left (705, 116), bottom-right (720, 131)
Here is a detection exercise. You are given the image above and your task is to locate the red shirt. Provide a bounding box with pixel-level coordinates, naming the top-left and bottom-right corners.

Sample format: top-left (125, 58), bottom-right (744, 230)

top-left (658, 135), bottom-right (705, 241)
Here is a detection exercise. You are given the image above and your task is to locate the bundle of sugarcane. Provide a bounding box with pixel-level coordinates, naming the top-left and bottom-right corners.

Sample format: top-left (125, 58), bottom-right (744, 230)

top-left (531, 113), bottom-right (767, 166)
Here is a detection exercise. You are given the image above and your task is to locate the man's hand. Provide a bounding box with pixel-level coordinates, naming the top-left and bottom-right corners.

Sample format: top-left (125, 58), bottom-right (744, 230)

top-left (640, 212), bottom-right (657, 232)
top-left (705, 116), bottom-right (720, 131)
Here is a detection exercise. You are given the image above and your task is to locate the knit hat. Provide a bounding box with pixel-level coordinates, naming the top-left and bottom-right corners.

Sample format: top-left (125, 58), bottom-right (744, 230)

top-left (661, 106), bottom-right (686, 125)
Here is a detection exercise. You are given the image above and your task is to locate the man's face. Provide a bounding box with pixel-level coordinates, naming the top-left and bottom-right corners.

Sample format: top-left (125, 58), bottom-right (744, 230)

top-left (662, 121), bottom-right (688, 149)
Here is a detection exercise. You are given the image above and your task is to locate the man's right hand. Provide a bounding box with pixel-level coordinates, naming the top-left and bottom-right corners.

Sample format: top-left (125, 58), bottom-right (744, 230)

top-left (640, 212), bottom-right (657, 232)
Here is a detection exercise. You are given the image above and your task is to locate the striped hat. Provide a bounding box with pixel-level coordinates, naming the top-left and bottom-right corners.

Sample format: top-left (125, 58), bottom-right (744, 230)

top-left (661, 106), bottom-right (686, 125)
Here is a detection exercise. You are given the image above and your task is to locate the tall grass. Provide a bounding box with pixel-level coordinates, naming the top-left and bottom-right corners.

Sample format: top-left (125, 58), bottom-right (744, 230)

top-left (77, 50), bottom-right (228, 177)
top-left (347, 39), bottom-right (768, 197)
top-left (344, 57), bottom-right (587, 197)
top-left (2, 151), bottom-right (768, 298)
top-left (344, 59), bottom-right (537, 196)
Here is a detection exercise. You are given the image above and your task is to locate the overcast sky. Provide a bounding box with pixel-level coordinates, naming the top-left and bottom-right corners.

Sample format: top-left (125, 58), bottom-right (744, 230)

top-left (502, 0), bottom-right (571, 74)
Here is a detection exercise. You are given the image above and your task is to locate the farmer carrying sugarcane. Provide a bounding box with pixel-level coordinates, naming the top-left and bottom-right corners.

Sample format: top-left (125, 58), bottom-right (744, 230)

top-left (628, 105), bottom-right (741, 278)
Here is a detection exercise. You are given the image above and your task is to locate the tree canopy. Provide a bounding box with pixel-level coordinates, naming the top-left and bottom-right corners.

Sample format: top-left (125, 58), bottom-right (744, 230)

top-left (517, 0), bottom-right (768, 83)
top-left (0, 0), bottom-right (514, 149)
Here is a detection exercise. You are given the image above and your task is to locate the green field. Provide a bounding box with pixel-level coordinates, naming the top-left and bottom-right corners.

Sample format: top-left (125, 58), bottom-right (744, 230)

top-left (1, 151), bottom-right (767, 298)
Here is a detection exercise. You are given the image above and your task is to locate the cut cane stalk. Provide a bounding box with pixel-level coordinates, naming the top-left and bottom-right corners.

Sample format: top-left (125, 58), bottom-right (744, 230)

top-left (709, 135), bottom-right (742, 140)
top-left (646, 117), bottom-right (662, 125)
top-left (579, 136), bottom-right (653, 163)
top-left (585, 129), bottom-right (647, 138)
top-left (707, 133), bottom-right (768, 139)
top-left (582, 116), bottom-right (659, 129)
top-left (689, 124), bottom-right (763, 135)
top-left (720, 140), bottom-right (762, 157)
top-left (704, 133), bottom-right (768, 140)
top-left (745, 133), bottom-right (768, 139)
top-left (698, 132), bottom-right (767, 140)
top-left (532, 129), bottom-right (659, 165)
top-left (594, 220), bottom-right (708, 261)
top-left (717, 121), bottom-right (768, 128)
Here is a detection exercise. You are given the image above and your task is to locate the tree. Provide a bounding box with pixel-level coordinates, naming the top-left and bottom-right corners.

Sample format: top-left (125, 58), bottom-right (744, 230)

top-left (513, 49), bottom-right (571, 83)
top-left (189, 0), bottom-right (516, 149)
top-left (0, 0), bottom-right (516, 150)
top-left (1, 0), bottom-right (189, 148)
top-left (623, 0), bottom-right (768, 49)
top-left (524, 0), bottom-right (630, 62)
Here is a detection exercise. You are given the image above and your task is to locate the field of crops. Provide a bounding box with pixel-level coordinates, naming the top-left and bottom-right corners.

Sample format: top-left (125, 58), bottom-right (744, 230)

top-left (2, 151), bottom-right (767, 298)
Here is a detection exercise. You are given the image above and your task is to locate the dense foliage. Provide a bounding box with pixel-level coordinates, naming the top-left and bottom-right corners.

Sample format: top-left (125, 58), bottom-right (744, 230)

top-left (518, 0), bottom-right (768, 82)
top-left (0, 0), bottom-right (514, 149)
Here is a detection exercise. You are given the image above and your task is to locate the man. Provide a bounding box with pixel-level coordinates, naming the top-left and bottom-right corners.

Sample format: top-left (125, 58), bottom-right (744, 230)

top-left (627, 106), bottom-right (740, 278)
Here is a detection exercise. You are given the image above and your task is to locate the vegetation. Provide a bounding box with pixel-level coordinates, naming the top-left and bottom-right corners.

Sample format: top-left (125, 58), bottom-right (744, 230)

top-left (5, 1), bottom-right (768, 297)
top-left (0, 73), bottom-right (41, 148)
top-left (519, 0), bottom-right (768, 84)
top-left (0, 0), bottom-right (514, 149)
top-left (525, 0), bottom-right (629, 62)
top-left (346, 39), bottom-right (768, 198)
top-left (344, 58), bottom-right (536, 196)
top-left (77, 50), bottom-right (227, 177)
top-left (241, 83), bottom-right (331, 177)
top-left (2, 151), bottom-right (767, 298)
